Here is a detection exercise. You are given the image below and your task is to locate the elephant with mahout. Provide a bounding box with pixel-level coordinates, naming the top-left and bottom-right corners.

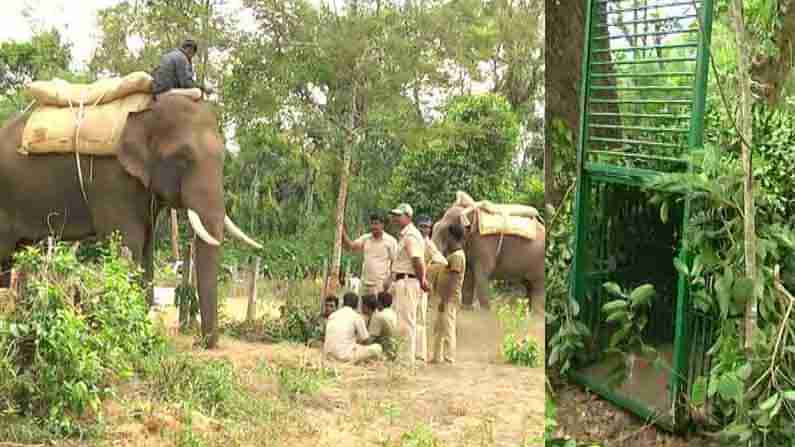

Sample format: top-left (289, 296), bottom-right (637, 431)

top-left (431, 192), bottom-right (545, 313)
top-left (0, 93), bottom-right (261, 348)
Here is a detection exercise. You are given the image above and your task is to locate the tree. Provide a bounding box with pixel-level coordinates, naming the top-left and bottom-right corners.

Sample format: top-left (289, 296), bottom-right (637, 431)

top-left (388, 94), bottom-right (520, 219)
top-left (729, 0), bottom-right (757, 349)
top-left (0, 29), bottom-right (72, 120)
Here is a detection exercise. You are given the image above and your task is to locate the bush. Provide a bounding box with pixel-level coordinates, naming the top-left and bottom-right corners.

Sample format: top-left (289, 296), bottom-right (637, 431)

top-left (497, 301), bottom-right (539, 367)
top-left (0, 234), bottom-right (165, 435)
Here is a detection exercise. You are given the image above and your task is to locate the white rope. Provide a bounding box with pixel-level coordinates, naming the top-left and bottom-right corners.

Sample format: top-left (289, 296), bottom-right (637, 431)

top-left (21, 99), bottom-right (37, 115)
top-left (66, 87), bottom-right (108, 203)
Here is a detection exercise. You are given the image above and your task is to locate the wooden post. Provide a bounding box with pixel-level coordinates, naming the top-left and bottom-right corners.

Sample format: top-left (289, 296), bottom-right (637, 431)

top-left (179, 235), bottom-right (193, 330)
top-left (319, 258), bottom-right (328, 314)
top-left (170, 209), bottom-right (180, 260)
top-left (246, 256), bottom-right (261, 322)
top-left (46, 236), bottom-right (54, 261)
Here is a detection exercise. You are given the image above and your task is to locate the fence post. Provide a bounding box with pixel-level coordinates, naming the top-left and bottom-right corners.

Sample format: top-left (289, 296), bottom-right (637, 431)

top-left (246, 256), bottom-right (261, 322)
top-left (179, 237), bottom-right (193, 330)
top-left (320, 258), bottom-right (328, 314)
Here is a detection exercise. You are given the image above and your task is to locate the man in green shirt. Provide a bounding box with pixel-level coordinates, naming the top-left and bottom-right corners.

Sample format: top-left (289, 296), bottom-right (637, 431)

top-left (432, 223), bottom-right (466, 364)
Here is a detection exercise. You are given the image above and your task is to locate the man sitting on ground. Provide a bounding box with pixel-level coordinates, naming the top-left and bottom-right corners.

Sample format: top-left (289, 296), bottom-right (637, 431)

top-left (319, 295), bottom-right (338, 337)
top-left (366, 292), bottom-right (399, 360)
top-left (324, 293), bottom-right (382, 363)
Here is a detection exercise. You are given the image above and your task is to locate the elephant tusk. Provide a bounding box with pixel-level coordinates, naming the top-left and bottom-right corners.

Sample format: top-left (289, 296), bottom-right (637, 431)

top-left (188, 209), bottom-right (220, 246)
top-left (225, 215), bottom-right (263, 250)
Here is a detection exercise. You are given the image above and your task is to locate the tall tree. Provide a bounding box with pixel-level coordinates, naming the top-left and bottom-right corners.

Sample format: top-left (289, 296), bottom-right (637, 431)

top-left (730, 0), bottom-right (757, 350)
top-left (225, 0), bottom-right (452, 291)
top-left (0, 29), bottom-right (72, 112)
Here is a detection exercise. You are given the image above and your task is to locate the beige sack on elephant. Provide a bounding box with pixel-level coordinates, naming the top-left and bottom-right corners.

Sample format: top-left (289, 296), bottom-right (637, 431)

top-left (19, 93), bottom-right (153, 156)
top-left (25, 71), bottom-right (153, 107)
top-left (455, 191), bottom-right (542, 241)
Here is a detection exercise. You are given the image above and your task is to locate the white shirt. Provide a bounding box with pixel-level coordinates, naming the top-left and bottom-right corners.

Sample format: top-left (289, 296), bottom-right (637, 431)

top-left (323, 306), bottom-right (370, 361)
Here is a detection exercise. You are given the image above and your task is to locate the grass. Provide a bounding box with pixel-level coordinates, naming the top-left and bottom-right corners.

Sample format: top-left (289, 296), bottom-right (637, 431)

top-left (2, 274), bottom-right (540, 446)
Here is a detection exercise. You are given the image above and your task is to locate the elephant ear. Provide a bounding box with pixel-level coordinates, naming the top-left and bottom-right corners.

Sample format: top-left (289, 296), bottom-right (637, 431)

top-left (117, 111), bottom-right (152, 188)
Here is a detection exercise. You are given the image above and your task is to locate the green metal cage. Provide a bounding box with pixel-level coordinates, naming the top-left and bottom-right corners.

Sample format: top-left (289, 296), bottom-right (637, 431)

top-left (568, 0), bottom-right (715, 432)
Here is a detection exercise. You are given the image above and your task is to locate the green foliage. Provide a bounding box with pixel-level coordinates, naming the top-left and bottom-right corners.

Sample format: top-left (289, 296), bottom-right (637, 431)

top-left (0, 28), bottom-right (73, 122)
top-left (545, 188), bottom-right (590, 377)
top-left (599, 282), bottom-right (658, 387)
top-left (175, 284), bottom-right (200, 332)
top-left (0, 234), bottom-right (165, 435)
top-left (263, 302), bottom-right (323, 344)
top-left (388, 94), bottom-right (521, 218)
top-left (497, 301), bottom-right (539, 367)
top-left (258, 359), bottom-right (336, 399)
top-left (647, 144), bottom-right (795, 445)
top-left (142, 353), bottom-right (240, 417)
top-left (398, 423), bottom-right (442, 447)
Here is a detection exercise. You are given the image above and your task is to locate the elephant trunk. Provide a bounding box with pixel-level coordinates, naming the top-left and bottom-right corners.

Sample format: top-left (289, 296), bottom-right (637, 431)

top-left (195, 236), bottom-right (220, 348)
top-left (186, 207), bottom-right (224, 349)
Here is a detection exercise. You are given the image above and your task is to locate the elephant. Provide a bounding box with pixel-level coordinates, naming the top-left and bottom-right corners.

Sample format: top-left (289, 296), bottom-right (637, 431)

top-left (0, 93), bottom-right (261, 348)
top-left (431, 192), bottom-right (545, 313)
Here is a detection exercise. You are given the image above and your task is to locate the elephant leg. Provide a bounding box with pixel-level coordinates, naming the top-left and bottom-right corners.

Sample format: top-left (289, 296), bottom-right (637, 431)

top-left (461, 268), bottom-right (476, 311)
top-left (0, 218), bottom-right (17, 287)
top-left (527, 279), bottom-right (545, 317)
top-left (474, 265), bottom-right (491, 310)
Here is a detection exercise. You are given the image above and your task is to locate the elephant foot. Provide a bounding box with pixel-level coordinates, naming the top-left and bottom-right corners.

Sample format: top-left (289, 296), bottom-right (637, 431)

top-left (461, 304), bottom-right (475, 311)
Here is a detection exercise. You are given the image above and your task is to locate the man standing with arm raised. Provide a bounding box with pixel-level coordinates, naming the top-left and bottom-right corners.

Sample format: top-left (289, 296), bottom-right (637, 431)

top-left (342, 213), bottom-right (398, 302)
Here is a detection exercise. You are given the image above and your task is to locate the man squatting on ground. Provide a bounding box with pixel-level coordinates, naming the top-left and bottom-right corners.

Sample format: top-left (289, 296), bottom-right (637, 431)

top-left (323, 293), bottom-right (382, 363)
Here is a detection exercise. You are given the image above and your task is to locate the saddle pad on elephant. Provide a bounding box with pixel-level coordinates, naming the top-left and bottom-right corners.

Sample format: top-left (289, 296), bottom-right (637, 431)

top-left (25, 71), bottom-right (153, 107)
top-left (19, 93), bottom-right (153, 156)
top-left (477, 208), bottom-right (538, 240)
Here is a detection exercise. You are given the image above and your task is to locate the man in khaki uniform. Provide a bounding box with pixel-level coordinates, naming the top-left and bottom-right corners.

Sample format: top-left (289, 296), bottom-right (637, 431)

top-left (432, 222), bottom-right (467, 364)
top-left (416, 215), bottom-right (448, 363)
top-left (324, 294), bottom-right (383, 363)
top-left (363, 294), bottom-right (398, 360)
top-left (387, 203), bottom-right (429, 366)
top-left (343, 213), bottom-right (398, 297)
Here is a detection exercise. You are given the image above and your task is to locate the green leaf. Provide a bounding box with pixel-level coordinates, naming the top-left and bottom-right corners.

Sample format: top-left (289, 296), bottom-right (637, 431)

top-left (602, 299), bottom-right (629, 313)
top-left (603, 282), bottom-right (623, 297)
top-left (732, 277), bottom-right (754, 302)
top-left (782, 390), bottom-right (795, 401)
top-left (737, 363), bottom-right (753, 381)
top-left (758, 393), bottom-right (780, 412)
top-left (715, 273), bottom-right (733, 318)
top-left (660, 200), bottom-right (669, 223)
top-left (718, 374), bottom-right (744, 403)
top-left (605, 311), bottom-right (628, 324)
top-left (691, 377), bottom-right (708, 406)
top-left (673, 257), bottom-right (689, 277)
top-left (629, 284), bottom-right (655, 308)
top-left (609, 326), bottom-right (631, 347)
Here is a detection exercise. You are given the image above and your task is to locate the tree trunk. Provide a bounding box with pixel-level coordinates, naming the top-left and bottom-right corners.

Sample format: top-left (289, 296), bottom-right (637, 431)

top-left (749, 0), bottom-right (795, 106)
top-left (246, 256), bottom-right (261, 322)
top-left (329, 140), bottom-right (352, 295)
top-left (731, 0), bottom-right (757, 350)
top-left (328, 83), bottom-right (358, 295)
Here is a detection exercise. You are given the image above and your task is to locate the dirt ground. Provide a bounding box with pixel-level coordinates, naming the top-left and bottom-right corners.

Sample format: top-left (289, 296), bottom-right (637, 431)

top-left (551, 382), bottom-right (720, 447)
top-left (105, 292), bottom-right (546, 447)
